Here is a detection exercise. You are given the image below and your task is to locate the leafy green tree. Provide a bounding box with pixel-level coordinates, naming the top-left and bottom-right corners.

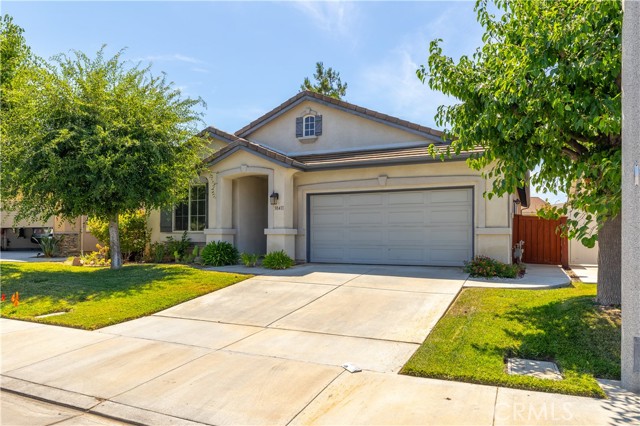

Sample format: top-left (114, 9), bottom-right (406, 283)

top-left (422, 0), bottom-right (622, 304)
top-left (300, 61), bottom-right (348, 99)
top-left (1, 44), bottom-right (207, 269)
top-left (1, 14), bottom-right (32, 141)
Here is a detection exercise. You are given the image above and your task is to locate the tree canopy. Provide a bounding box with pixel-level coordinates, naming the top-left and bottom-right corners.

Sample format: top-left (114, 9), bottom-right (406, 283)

top-left (422, 0), bottom-right (622, 303)
top-left (1, 30), bottom-right (208, 267)
top-left (300, 61), bottom-right (348, 100)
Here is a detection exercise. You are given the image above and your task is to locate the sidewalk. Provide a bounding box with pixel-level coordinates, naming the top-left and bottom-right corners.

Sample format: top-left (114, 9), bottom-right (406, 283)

top-left (2, 262), bottom-right (635, 425)
top-left (2, 317), bottom-right (638, 425)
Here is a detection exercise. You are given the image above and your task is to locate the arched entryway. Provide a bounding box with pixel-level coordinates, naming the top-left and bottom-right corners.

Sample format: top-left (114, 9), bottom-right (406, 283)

top-left (232, 176), bottom-right (268, 255)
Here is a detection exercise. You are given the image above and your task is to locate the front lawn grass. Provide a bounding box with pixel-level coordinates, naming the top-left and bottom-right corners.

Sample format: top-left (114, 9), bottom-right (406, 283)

top-left (0, 262), bottom-right (250, 330)
top-left (401, 282), bottom-right (620, 398)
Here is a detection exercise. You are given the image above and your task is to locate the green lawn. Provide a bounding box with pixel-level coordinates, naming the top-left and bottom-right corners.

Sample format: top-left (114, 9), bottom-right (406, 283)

top-left (0, 262), bottom-right (250, 330)
top-left (401, 282), bottom-right (620, 398)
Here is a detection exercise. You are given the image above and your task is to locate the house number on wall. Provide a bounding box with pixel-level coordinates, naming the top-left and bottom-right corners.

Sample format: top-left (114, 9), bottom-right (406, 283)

top-left (274, 206), bottom-right (285, 211)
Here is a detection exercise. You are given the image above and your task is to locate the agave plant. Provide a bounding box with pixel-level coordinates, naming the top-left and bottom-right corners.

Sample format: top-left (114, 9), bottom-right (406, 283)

top-left (38, 235), bottom-right (63, 258)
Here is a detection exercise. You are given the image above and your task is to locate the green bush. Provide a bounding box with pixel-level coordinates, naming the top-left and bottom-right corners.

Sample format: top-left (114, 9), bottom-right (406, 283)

top-left (201, 241), bottom-right (239, 266)
top-left (165, 231), bottom-right (191, 260)
top-left (262, 250), bottom-right (294, 270)
top-left (87, 210), bottom-right (151, 261)
top-left (463, 255), bottom-right (522, 278)
top-left (240, 252), bottom-right (259, 267)
top-left (149, 242), bottom-right (166, 263)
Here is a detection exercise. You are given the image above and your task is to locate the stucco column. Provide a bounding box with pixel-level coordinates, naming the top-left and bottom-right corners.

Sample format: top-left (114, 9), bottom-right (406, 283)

top-left (622, 0), bottom-right (640, 393)
top-left (265, 168), bottom-right (297, 258)
top-left (204, 174), bottom-right (236, 244)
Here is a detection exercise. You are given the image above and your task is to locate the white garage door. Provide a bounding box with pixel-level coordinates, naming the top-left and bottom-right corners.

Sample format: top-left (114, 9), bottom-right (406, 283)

top-left (309, 188), bottom-right (473, 266)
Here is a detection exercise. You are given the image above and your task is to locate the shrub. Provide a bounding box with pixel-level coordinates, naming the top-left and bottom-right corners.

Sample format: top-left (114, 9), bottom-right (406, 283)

top-left (201, 241), bottom-right (239, 266)
top-left (81, 244), bottom-right (111, 267)
top-left (149, 242), bottom-right (166, 263)
top-left (240, 252), bottom-right (259, 267)
top-left (38, 235), bottom-right (63, 257)
top-left (165, 231), bottom-right (191, 260)
top-left (262, 250), bottom-right (294, 270)
top-left (87, 210), bottom-right (151, 261)
top-left (463, 255), bottom-right (522, 278)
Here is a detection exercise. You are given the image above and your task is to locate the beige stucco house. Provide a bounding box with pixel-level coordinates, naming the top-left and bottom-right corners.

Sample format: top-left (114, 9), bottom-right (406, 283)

top-left (149, 91), bottom-right (516, 266)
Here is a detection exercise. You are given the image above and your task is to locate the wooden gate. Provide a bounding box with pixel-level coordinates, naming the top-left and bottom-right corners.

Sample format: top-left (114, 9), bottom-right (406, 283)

top-left (512, 215), bottom-right (568, 268)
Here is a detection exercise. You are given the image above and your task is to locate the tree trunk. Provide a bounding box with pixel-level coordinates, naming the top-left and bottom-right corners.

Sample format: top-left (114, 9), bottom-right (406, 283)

top-left (596, 214), bottom-right (621, 305)
top-left (109, 214), bottom-right (123, 270)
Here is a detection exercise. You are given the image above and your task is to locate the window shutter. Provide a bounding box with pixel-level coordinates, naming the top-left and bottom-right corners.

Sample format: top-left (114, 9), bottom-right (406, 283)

top-left (295, 117), bottom-right (303, 137)
top-left (160, 208), bottom-right (172, 232)
top-left (315, 115), bottom-right (322, 136)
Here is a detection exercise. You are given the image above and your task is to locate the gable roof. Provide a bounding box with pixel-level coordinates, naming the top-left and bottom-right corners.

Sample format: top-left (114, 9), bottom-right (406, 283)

top-left (198, 126), bottom-right (240, 144)
top-left (234, 91), bottom-right (445, 143)
top-left (204, 136), bottom-right (480, 171)
top-left (204, 137), bottom-right (306, 170)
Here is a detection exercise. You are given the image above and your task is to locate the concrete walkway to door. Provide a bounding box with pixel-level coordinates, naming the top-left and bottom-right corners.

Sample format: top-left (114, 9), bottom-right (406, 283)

top-left (2, 264), bottom-right (637, 425)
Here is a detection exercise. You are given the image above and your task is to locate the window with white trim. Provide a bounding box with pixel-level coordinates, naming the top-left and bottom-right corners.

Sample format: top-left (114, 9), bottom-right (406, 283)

top-left (303, 115), bottom-right (315, 137)
top-left (161, 183), bottom-right (208, 232)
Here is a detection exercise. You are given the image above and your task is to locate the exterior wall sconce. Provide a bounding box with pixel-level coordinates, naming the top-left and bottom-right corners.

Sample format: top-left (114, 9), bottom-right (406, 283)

top-left (270, 192), bottom-right (279, 206)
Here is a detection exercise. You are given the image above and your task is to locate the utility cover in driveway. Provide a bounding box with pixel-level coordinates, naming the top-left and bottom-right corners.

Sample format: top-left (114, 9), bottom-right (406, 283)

top-left (309, 188), bottom-right (473, 266)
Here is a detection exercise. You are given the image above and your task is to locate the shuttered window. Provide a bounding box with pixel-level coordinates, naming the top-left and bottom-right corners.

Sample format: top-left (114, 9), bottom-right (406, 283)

top-left (296, 115), bottom-right (322, 138)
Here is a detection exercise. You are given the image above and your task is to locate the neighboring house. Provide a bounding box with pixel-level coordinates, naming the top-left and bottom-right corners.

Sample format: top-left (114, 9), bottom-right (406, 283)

top-left (519, 196), bottom-right (549, 216)
top-left (149, 91), bottom-right (517, 266)
top-left (0, 210), bottom-right (99, 255)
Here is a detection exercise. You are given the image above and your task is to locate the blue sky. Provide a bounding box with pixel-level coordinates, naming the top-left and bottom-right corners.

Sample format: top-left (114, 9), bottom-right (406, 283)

top-left (4, 1), bottom-right (564, 202)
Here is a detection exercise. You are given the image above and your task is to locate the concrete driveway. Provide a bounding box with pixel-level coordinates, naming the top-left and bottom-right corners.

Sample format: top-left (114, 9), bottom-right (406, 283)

top-left (1, 264), bottom-right (635, 425)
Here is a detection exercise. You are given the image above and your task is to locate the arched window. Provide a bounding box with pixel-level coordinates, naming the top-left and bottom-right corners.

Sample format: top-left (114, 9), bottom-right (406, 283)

top-left (303, 115), bottom-right (315, 137)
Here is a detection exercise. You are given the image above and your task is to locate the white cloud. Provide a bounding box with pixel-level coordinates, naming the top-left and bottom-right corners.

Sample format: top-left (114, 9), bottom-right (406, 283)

top-left (292, 1), bottom-right (358, 38)
top-left (135, 53), bottom-right (204, 64)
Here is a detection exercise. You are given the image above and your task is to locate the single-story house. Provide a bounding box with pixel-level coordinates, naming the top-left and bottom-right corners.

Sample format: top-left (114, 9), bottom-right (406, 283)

top-left (149, 91), bottom-right (518, 266)
top-left (0, 211), bottom-right (99, 255)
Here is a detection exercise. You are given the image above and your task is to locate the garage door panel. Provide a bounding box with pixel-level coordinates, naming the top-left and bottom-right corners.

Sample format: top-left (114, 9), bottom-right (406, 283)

top-left (312, 195), bottom-right (345, 208)
top-left (428, 209), bottom-right (471, 225)
top-left (349, 246), bottom-right (385, 263)
top-left (311, 229), bottom-right (344, 243)
top-left (430, 229), bottom-right (471, 244)
top-left (387, 210), bottom-right (424, 224)
top-left (388, 192), bottom-right (425, 205)
top-left (310, 189), bottom-right (473, 266)
top-left (313, 247), bottom-right (346, 262)
top-left (389, 229), bottom-right (427, 243)
top-left (312, 211), bottom-right (345, 226)
top-left (430, 189), bottom-right (471, 203)
top-left (388, 247), bottom-right (425, 262)
top-left (348, 212), bottom-right (383, 225)
top-left (347, 229), bottom-right (384, 244)
top-left (430, 248), bottom-right (471, 265)
top-left (348, 193), bottom-right (384, 207)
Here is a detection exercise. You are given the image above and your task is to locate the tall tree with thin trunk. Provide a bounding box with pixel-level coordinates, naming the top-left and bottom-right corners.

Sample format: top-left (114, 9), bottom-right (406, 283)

top-left (423, 0), bottom-right (622, 304)
top-left (1, 36), bottom-right (207, 269)
top-left (300, 61), bottom-right (348, 100)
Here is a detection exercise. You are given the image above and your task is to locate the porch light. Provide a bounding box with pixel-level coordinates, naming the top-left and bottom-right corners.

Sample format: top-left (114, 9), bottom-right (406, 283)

top-left (270, 191), bottom-right (279, 205)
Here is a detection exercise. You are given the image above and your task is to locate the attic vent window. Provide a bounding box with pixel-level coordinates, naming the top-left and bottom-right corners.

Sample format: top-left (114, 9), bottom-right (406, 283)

top-left (296, 112), bottom-right (322, 142)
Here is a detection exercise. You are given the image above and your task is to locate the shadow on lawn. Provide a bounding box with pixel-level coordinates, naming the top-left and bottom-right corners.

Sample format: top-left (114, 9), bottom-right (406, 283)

top-left (0, 262), bottom-right (189, 305)
top-left (501, 295), bottom-right (621, 380)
